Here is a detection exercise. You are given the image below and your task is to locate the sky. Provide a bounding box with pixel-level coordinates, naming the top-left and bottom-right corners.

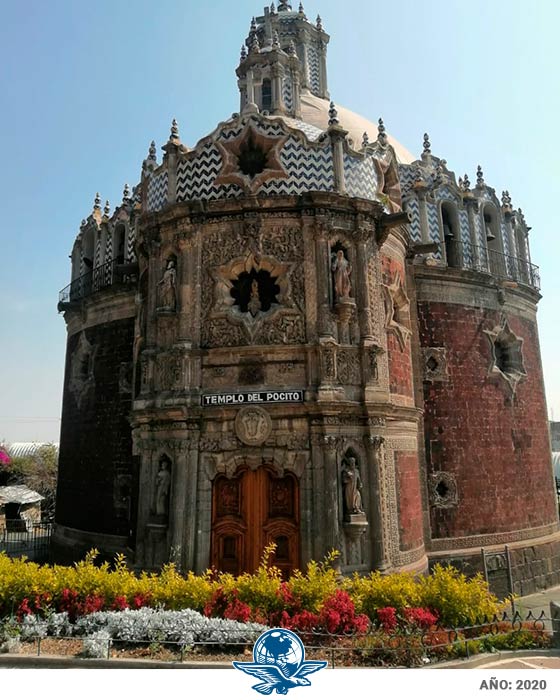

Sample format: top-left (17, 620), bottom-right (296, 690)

top-left (0, 0), bottom-right (558, 443)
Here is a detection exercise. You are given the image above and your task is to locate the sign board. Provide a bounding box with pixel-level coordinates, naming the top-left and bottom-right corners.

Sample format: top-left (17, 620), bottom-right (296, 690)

top-left (202, 390), bottom-right (304, 407)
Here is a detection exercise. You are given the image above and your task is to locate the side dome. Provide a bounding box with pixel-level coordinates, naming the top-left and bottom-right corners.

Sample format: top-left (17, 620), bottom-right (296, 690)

top-left (300, 93), bottom-right (415, 165)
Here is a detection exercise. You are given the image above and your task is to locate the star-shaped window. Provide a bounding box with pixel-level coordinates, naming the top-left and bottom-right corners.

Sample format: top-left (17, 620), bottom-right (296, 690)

top-left (215, 123), bottom-right (288, 193)
top-left (484, 320), bottom-right (526, 396)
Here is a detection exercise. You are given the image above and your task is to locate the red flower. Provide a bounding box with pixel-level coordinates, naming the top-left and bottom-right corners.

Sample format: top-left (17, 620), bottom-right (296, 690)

top-left (377, 607), bottom-right (398, 632)
top-left (402, 607), bottom-right (439, 629)
top-left (111, 596), bottom-right (129, 611)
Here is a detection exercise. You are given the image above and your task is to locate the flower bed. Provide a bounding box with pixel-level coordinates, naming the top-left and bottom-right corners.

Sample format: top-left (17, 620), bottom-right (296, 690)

top-left (0, 547), bottom-right (503, 631)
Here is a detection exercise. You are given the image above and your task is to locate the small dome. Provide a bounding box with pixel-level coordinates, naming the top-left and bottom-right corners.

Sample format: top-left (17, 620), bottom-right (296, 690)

top-left (300, 92), bottom-right (416, 165)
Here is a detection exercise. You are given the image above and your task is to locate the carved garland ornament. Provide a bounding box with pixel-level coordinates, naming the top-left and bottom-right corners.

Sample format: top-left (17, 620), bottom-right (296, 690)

top-left (383, 272), bottom-right (412, 351)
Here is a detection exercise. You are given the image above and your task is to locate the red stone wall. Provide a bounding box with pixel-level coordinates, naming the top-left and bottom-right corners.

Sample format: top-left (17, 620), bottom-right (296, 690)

top-left (381, 255), bottom-right (414, 400)
top-left (418, 301), bottom-right (558, 539)
top-left (395, 451), bottom-right (424, 551)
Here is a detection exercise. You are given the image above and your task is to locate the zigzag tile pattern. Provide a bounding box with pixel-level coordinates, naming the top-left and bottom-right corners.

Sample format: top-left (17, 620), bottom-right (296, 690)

top-left (127, 228), bottom-right (136, 262)
top-left (307, 44), bottom-right (321, 95)
top-left (398, 164), bottom-right (418, 197)
top-left (95, 237), bottom-right (102, 268)
top-left (147, 170), bottom-right (169, 212)
top-left (459, 209), bottom-right (471, 250)
top-left (105, 232), bottom-right (113, 264)
top-left (405, 198), bottom-right (422, 242)
top-left (258, 135), bottom-right (334, 196)
top-left (343, 154), bottom-right (378, 200)
top-left (283, 118), bottom-right (323, 142)
top-left (427, 201), bottom-right (441, 242)
top-left (177, 142), bottom-right (244, 201)
top-left (436, 185), bottom-right (461, 203)
top-left (283, 76), bottom-right (294, 113)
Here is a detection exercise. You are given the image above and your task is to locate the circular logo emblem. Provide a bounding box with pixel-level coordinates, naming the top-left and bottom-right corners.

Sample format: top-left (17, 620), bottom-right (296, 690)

top-left (253, 629), bottom-right (304, 677)
top-left (235, 406), bottom-right (272, 446)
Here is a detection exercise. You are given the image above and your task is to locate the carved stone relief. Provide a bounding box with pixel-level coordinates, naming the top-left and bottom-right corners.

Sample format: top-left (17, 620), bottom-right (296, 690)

top-left (336, 348), bottom-right (361, 385)
top-left (155, 352), bottom-right (184, 391)
top-left (234, 406), bottom-right (273, 446)
top-left (383, 272), bottom-right (412, 351)
top-left (201, 225), bottom-right (306, 348)
top-left (68, 332), bottom-right (96, 409)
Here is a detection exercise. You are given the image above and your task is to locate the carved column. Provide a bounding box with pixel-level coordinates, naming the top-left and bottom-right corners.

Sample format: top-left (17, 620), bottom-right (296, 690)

top-left (329, 127), bottom-right (347, 195)
top-left (415, 188), bottom-right (430, 245)
top-left (314, 224), bottom-right (332, 338)
top-left (246, 69), bottom-right (256, 105)
top-left (134, 441), bottom-right (153, 567)
top-left (318, 41), bottom-right (328, 99)
top-left (364, 435), bottom-right (389, 571)
top-left (465, 197), bottom-right (481, 268)
top-left (272, 64), bottom-right (284, 114)
top-left (354, 228), bottom-right (375, 341)
top-left (298, 30), bottom-right (309, 89)
top-left (322, 435), bottom-right (340, 555)
top-left (176, 228), bottom-right (195, 343)
top-left (183, 428), bottom-right (200, 571)
top-left (169, 445), bottom-right (189, 566)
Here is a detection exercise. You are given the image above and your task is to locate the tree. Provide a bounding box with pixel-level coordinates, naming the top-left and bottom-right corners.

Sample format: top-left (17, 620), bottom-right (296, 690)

top-left (0, 445), bottom-right (58, 521)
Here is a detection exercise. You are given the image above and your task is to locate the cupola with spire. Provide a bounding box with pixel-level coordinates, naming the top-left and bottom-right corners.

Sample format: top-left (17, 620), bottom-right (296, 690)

top-left (237, 3), bottom-right (330, 118)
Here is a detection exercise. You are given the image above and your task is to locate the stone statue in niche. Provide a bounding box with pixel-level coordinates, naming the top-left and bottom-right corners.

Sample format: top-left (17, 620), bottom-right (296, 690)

top-left (154, 455), bottom-right (172, 519)
top-left (331, 249), bottom-right (352, 301)
top-left (158, 259), bottom-right (177, 311)
top-left (248, 279), bottom-right (262, 317)
top-left (341, 456), bottom-right (365, 519)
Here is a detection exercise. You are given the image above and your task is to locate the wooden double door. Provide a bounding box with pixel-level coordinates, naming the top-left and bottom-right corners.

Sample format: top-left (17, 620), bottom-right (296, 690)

top-left (211, 467), bottom-right (299, 577)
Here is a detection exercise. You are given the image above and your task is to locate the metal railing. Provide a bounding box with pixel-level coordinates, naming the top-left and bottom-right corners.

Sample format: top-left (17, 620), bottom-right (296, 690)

top-left (4, 611), bottom-right (554, 667)
top-left (0, 522), bottom-right (52, 562)
top-left (58, 257), bottom-right (137, 306)
top-left (457, 242), bottom-right (541, 290)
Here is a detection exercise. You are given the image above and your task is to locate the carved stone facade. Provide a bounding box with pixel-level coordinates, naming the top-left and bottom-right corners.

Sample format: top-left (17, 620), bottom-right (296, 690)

top-left (54, 2), bottom-right (558, 594)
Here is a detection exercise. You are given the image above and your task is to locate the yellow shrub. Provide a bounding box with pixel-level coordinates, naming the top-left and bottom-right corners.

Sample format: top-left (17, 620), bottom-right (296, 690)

top-left (348, 570), bottom-right (421, 618)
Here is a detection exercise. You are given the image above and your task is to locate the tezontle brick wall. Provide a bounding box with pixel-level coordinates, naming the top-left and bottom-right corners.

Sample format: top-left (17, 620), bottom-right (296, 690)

top-left (418, 301), bottom-right (558, 538)
top-left (56, 318), bottom-right (135, 537)
top-left (395, 451), bottom-right (424, 551)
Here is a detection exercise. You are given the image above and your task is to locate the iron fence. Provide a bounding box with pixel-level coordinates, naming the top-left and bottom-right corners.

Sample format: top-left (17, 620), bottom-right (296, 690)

top-left (0, 522), bottom-right (52, 562)
top-left (3, 611), bottom-right (554, 667)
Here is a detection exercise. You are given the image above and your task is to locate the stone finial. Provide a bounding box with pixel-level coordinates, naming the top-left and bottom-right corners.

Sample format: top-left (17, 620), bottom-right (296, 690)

top-left (170, 118), bottom-right (180, 141)
top-left (328, 101), bottom-right (339, 126)
top-left (240, 44), bottom-right (247, 61)
top-left (81, 219), bottom-right (87, 229)
top-left (298, 3), bottom-right (306, 17)
top-left (148, 140), bottom-right (157, 162)
top-left (123, 184), bottom-right (131, 203)
top-left (93, 193), bottom-right (101, 210)
top-left (458, 176), bottom-right (463, 190)
top-left (278, 1), bottom-right (291, 10)
top-left (272, 30), bottom-right (280, 49)
top-left (288, 40), bottom-right (297, 56)
top-left (317, 14), bottom-right (323, 30)
top-left (104, 200), bottom-right (111, 217)
top-left (502, 190), bottom-right (512, 208)
top-left (250, 16), bottom-right (257, 33)
top-left (362, 132), bottom-right (370, 149)
top-left (270, 2), bottom-right (277, 14)
top-left (423, 132), bottom-right (431, 156)
top-left (476, 164), bottom-right (485, 187)
top-left (250, 33), bottom-right (260, 53)
top-left (377, 118), bottom-right (388, 145)
top-left (462, 173), bottom-right (471, 191)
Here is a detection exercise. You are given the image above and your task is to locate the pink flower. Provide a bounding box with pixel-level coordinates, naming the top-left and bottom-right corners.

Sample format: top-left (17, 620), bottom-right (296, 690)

top-left (0, 448), bottom-right (11, 466)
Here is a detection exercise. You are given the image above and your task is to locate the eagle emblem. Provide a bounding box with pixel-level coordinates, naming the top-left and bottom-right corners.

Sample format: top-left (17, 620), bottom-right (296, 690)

top-left (234, 629), bottom-right (327, 695)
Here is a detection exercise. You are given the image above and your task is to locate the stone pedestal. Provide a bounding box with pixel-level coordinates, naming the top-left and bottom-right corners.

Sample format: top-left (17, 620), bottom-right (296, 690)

top-left (343, 514), bottom-right (368, 567)
top-left (335, 298), bottom-right (356, 344)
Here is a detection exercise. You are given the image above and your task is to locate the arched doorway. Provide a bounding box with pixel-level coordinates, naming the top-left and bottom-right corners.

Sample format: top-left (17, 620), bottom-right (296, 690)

top-left (211, 466), bottom-right (299, 577)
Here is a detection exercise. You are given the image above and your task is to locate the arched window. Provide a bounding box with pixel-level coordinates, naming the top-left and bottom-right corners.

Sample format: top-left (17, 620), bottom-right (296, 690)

top-left (482, 206), bottom-right (504, 276)
top-left (261, 78), bottom-right (272, 113)
top-left (441, 202), bottom-right (460, 268)
top-left (114, 225), bottom-right (126, 265)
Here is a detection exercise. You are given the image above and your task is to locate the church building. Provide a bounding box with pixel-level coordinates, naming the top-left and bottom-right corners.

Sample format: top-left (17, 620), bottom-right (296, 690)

top-left (54, 2), bottom-right (559, 595)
